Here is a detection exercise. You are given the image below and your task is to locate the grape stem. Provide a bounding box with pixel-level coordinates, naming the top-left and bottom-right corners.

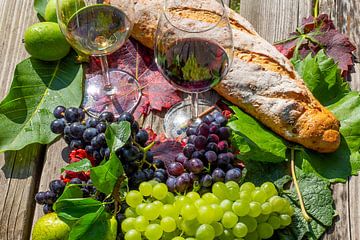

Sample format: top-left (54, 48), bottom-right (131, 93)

top-left (112, 175), bottom-right (126, 215)
top-left (290, 148), bottom-right (312, 222)
top-left (313, 0), bottom-right (319, 18)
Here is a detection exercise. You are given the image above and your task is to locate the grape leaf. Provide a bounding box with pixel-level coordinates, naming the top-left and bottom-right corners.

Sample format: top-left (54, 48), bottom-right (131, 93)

top-left (274, 14), bottom-right (356, 75)
top-left (61, 159), bottom-right (92, 173)
top-left (34, 0), bottom-right (48, 18)
top-left (54, 198), bottom-right (103, 219)
top-left (87, 39), bottom-right (182, 119)
top-left (151, 139), bottom-right (183, 166)
top-left (105, 121), bottom-right (131, 152)
top-left (0, 52), bottom-right (83, 152)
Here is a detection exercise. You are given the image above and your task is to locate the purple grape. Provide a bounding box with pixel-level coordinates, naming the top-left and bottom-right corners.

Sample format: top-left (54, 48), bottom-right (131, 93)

top-left (83, 128), bottom-right (98, 142)
top-left (35, 192), bottom-right (46, 204)
top-left (166, 177), bottom-right (177, 192)
top-left (191, 151), bottom-right (204, 161)
top-left (183, 144), bottom-right (196, 158)
top-left (118, 112), bottom-right (134, 124)
top-left (96, 122), bottom-right (107, 133)
top-left (189, 172), bottom-right (199, 183)
top-left (209, 122), bottom-right (220, 134)
top-left (188, 158), bottom-right (204, 174)
top-left (167, 162), bottom-right (185, 176)
top-left (43, 204), bottom-right (53, 214)
top-left (143, 168), bottom-right (154, 180)
top-left (44, 191), bottom-right (57, 205)
top-left (194, 135), bottom-right (207, 150)
top-left (64, 107), bottom-right (80, 123)
top-left (70, 140), bottom-right (84, 150)
top-left (197, 123), bottom-right (210, 137)
top-left (187, 135), bottom-right (197, 144)
top-left (215, 115), bottom-right (228, 126)
top-left (203, 114), bottom-right (214, 124)
top-left (226, 152), bottom-right (235, 162)
top-left (212, 168), bottom-right (225, 182)
top-left (50, 119), bottom-right (66, 134)
top-left (207, 134), bottom-right (220, 144)
top-left (86, 117), bottom-right (99, 128)
top-left (206, 142), bottom-right (219, 153)
top-left (176, 173), bottom-right (191, 192)
top-left (200, 174), bottom-right (213, 187)
top-left (204, 151), bottom-right (217, 163)
top-left (175, 153), bottom-right (188, 165)
top-left (153, 159), bottom-right (165, 169)
top-left (217, 153), bottom-right (231, 167)
top-left (99, 111), bottom-right (115, 123)
top-left (225, 168), bottom-right (242, 182)
top-left (154, 168), bottom-right (167, 183)
top-left (218, 140), bottom-right (229, 152)
top-left (49, 180), bottom-right (65, 195)
top-left (219, 127), bottom-right (231, 140)
top-left (70, 122), bottom-right (86, 138)
top-left (135, 129), bottom-right (149, 146)
top-left (53, 106), bottom-right (66, 119)
top-left (186, 127), bottom-right (197, 136)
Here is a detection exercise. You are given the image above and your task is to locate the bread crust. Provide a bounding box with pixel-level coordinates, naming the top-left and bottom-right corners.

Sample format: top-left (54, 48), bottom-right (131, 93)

top-left (133, 0), bottom-right (340, 153)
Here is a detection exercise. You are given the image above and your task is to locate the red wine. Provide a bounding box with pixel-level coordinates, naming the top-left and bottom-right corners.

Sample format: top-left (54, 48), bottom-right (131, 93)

top-left (156, 38), bottom-right (229, 92)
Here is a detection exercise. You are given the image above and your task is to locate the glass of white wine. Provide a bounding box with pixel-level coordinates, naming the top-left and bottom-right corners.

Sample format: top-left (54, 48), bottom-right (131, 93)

top-left (57, 0), bottom-right (141, 117)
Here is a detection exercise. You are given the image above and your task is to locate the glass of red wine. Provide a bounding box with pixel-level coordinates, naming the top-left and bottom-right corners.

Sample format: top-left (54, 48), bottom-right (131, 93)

top-left (155, 0), bottom-right (233, 138)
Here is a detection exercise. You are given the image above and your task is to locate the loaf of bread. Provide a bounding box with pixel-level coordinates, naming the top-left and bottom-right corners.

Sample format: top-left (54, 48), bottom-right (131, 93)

top-left (132, 0), bottom-right (340, 153)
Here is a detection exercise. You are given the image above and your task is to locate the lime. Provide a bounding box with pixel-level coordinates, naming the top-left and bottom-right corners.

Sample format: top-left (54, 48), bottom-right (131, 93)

top-left (32, 213), bottom-right (70, 240)
top-left (45, 0), bottom-right (57, 22)
top-left (24, 22), bottom-right (71, 61)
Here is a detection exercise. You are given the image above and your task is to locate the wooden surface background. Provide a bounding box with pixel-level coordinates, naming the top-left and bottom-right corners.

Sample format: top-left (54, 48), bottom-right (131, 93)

top-left (0, 0), bottom-right (359, 239)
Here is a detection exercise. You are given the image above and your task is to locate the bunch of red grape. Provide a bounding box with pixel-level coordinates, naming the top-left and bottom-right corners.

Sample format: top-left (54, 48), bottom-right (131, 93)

top-left (165, 111), bottom-right (242, 193)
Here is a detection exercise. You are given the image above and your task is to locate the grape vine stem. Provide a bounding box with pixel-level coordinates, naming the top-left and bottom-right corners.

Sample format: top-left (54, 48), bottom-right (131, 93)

top-left (112, 175), bottom-right (126, 215)
top-left (290, 148), bottom-right (312, 222)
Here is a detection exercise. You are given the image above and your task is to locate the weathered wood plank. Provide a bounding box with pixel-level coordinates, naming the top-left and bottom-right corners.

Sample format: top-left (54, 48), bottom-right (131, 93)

top-left (0, 0), bottom-right (45, 240)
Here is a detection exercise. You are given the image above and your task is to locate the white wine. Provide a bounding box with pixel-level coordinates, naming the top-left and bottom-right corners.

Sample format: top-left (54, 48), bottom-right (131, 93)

top-left (66, 4), bottom-right (131, 55)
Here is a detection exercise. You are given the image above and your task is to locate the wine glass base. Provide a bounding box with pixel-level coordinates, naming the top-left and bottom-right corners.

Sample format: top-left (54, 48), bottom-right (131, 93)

top-left (164, 99), bottom-right (218, 139)
top-left (82, 69), bottom-right (141, 118)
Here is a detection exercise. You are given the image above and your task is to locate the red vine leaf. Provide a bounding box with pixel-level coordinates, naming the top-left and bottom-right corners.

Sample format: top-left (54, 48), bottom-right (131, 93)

top-left (274, 14), bottom-right (356, 75)
top-left (152, 140), bottom-right (183, 166)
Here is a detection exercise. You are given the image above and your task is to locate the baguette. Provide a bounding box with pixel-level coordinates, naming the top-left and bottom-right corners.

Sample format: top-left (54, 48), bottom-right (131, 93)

top-left (133, 0), bottom-right (340, 153)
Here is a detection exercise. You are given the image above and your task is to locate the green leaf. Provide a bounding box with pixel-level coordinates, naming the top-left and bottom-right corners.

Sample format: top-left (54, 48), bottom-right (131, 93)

top-left (68, 206), bottom-right (113, 240)
top-left (0, 52), bottom-right (83, 152)
top-left (90, 153), bottom-right (124, 195)
top-left (54, 198), bottom-right (103, 219)
top-left (34, 0), bottom-right (49, 18)
top-left (61, 159), bottom-right (92, 173)
top-left (57, 184), bottom-right (83, 202)
top-left (105, 121), bottom-right (131, 152)
top-left (228, 106), bottom-right (289, 163)
top-left (293, 50), bottom-right (350, 106)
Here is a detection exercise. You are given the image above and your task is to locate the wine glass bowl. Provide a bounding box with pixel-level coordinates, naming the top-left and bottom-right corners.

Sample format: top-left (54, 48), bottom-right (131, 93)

top-left (155, 0), bottom-right (233, 138)
top-left (56, 0), bottom-right (141, 117)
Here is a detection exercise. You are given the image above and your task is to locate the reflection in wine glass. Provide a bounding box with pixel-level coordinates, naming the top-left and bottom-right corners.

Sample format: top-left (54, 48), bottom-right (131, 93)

top-left (155, 0), bottom-right (234, 138)
top-left (57, 0), bottom-right (141, 117)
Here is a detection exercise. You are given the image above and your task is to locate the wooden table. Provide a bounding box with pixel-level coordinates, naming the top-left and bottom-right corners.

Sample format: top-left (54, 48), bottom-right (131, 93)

top-left (0, 0), bottom-right (359, 239)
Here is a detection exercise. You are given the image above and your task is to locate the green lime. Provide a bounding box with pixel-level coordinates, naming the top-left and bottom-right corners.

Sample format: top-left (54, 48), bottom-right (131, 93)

top-left (32, 213), bottom-right (70, 240)
top-left (45, 0), bottom-right (57, 22)
top-left (24, 22), bottom-right (71, 61)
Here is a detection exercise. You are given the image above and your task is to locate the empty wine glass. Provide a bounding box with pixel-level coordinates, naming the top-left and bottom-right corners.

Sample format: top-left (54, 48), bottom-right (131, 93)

top-left (155, 0), bottom-right (234, 138)
top-left (57, 0), bottom-right (141, 117)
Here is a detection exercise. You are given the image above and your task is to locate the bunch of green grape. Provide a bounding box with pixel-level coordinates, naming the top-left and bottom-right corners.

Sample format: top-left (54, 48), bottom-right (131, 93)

top-left (122, 180), bottom-right (294, 240)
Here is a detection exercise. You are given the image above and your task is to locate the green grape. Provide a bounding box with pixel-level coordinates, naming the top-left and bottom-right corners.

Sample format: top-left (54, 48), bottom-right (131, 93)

top-left (125, 207), bottom-right (137, 218)
top-left (181, 204), bottom-right (198, 220)
top-left (163, 192), bottom-right (175, 204)
top-left (197, 205), bottom-right (215, 224)
top-left (239, 191), bottom-right (252, 202)
top-left (126, 190), bottom-right (143, 208)
top-left (148, 180), bottom-right (159, 186)
top-left (172, 237), bottom-right (185, 240)
top-left (143, 203), bottom-right (160, 220)
top-left (161, 204), bottom-right (179, 219)
top-left (174, 196), bottom-right (192, 209)
top-left (162, 231), bottom-right (178, 240)
top-left (185, 238), bottom-right (196, 240)
top-left (220, 199), bottom-right (233, 212)
top-left (248, 202), bottom-right (262, 217)
top-left (232, 222), bottom-right (248, 238)
top-left (124, 229), bottom-right (142, 240)
top-left (139, 182), bottom-right (153, 196)
top-left (269, 196), bottom-right (287, 212)
top-left (186, 192), bottom-right (200, 202)
top-left (256, 214), bottom-right (269, 223)
top-left (194, 198), bottom-right (207, 209)
top-left (226, 181), bottom-right (241, 201)
top-left (152, 183), bottom-right (168, 200)
top-left (279, 214), bottom-right (292, 226)
top-left (232, 200), bottom-right (250, 216)
top-left (221, 211), bottom-right (238, 228)
top-left (160, 216), bottom-right (177, 232)
top-left (202, 193), bottom-right (220, 204)
top-left (257, 222), bottom-right (274, 239)
top-left (145, 224), bottom-right (163, 240)
top-left (134, 215), bottom-right (149, 232)
top-left (219, 229), bottom-right (235, 240)
top-left (239, 216), bottom-right (257, 233)
top-left (195, 224), bottom-right (215, 240)
top-left (286, 205), bottom-right (295, 216)
top-left (261, 202), bottom-right (273, 215)
top-left (267, 215), bottom-right (281, 229)
top-left (210, 203), bottom-right (224, 221)
top-left (121, 217), bottom-right (136, 232)
top-left (180, 219), bottom-right (199, 236)
top-left (260, 182), bottom-right (278, 199)
top-left (135, 203), bottom-right (146, 215)
top-left (153, 200), bottom-right (164, 211)
top-left (251, 189), bottom-right (267, 203)
top-left (211, 222), bottom-right (224, 237)
top-left (240, 182), bottom-right (255, 192)
top-left (212, 182), bottom-right (228, 200)
top-left (244, 230), bottom-right (259, 240)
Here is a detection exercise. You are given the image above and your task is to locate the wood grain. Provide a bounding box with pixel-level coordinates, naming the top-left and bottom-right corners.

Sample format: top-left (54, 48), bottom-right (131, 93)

top-left (0, 1), bottom-right (45, 240)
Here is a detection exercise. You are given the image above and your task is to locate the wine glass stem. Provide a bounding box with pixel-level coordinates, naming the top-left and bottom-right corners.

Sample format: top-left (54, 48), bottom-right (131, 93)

top-left (191, 92), bottom-right (199, 120)
top-left (99, 55), bottom-right (113, 94)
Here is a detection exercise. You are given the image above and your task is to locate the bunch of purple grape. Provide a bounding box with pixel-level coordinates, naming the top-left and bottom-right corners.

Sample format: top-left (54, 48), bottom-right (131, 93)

top-left (165, 111), bottom-right (242, 193)
top-left (50, 106), bottom-right (116, 164)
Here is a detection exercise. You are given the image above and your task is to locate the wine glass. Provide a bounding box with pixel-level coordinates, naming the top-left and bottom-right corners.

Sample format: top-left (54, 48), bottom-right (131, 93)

top-left (57, 0), bottom-right (141, 117)
top-left (155, 0), bottom-right (234, 138)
